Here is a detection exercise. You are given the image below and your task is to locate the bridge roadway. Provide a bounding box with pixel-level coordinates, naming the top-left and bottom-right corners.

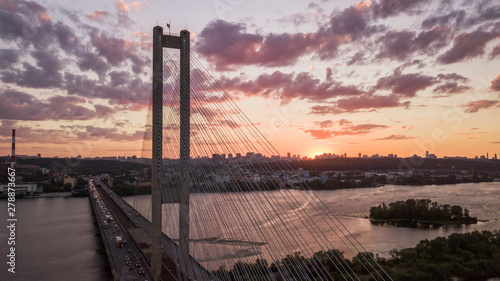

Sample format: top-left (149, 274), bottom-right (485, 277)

top-left (89, 180), bottom-right (153, 281)
top-left (91, 179), bottom-right (211, 281)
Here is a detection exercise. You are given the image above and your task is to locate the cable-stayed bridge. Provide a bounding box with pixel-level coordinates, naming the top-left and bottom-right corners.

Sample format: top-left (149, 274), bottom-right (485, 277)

top-left (92, 26), bottom-right (394, 281)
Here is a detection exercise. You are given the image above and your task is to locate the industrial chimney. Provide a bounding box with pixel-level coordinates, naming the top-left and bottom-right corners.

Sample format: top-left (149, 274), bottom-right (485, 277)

top-left (11, 129), bottom-right (15, 168)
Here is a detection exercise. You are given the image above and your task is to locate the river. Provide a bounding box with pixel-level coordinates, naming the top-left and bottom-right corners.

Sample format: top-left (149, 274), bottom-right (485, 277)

top-left (0, 182), bottom-right (498, 279)
top-left (0, 197), bottom-right (112, 281)
top-left (124, 182), bottom-right (500, 269)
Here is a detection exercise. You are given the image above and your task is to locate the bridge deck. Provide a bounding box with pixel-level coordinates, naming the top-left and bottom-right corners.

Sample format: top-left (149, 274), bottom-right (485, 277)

top-left (90, 179), bottom-right (211, 281)
top-left (88, 181), bottom-right (154, 281)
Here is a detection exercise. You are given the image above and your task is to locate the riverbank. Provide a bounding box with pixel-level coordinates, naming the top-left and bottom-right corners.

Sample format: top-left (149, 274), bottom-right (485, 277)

top-left (369, 217), bottom-right (479, 226)
top-left (0, 192), bottom-right (73, 199)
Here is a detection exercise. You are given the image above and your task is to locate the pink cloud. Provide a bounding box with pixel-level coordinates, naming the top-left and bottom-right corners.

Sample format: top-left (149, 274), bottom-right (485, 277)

top-left (372, 0), bottom-right (430, 19)
top-left (116, 0), bottom-right (130, 12)
top-left (374, 72), bottom-right (436, 97)
top-left (376, 134), bottom-right (416, 140)
top-left (463, 100), bottom-right (500, 113)
top-left (491, 75), bottom-right (500, 91)
top-left (0, 90), bottom-right (117, 121)
top-left (438, 29), bottom-right (499, 64)
top-left (432, 82), bottom-right (471, 96)
top-left (304, 121), bottom-right (388, 139)
top-left (490, 44), bottom-right (500, 59)
top-left (87, 10), bottom-right (110, 20)
top-left (219, 70), bottom-right (364, 104)
top-left (309, 93), bottom-right (410, 115)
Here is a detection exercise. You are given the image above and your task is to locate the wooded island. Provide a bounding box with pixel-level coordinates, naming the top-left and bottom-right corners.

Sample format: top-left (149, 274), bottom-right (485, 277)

top-left (369, 199), bottom-right (478, 225)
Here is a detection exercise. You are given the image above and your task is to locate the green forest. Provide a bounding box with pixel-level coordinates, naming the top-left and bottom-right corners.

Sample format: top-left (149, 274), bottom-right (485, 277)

top-left (369, 199), bottom-right (478, 225)
top-left (211, 230), bottom-right (500, 281)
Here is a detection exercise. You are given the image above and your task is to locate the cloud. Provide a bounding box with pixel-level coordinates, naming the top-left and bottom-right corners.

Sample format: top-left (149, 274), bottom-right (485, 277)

top-left (0, 89), bottom-right (116, 121)
top-left (376, 26), bottom-right (453, 61)
top-left (0, 124), bottom-right (148, 144)
top-left (304, 120), bottom-right (388, 139)
top-left (195, 2), bottom-right (382, 70)
top-left (315, 120), bottom-right (334, 128)
top-left (376, 134), bottom-right (416, 140)
top-left (372, 0), bottom-right (430, 19)
top-left (195, 20), bottom-right (322, 70)
top-left (90, 33), bottom-right (147, 72)
top-left (436, 73), bottom-right (469, 82)
top-left (77, 125), bottom-right (146, 141)
top-left (376, 30), bottom-right (415, 60)
top-left (0, 0), bottom-right (79, 51)
top-left (1, 50), bottom-right (64, 88)
top-left (421, 10), bottom-right (466, 29)
top-left (326, 1), bottom-right (377, 40)
top-left (75, 50), bottom-right (111, 75)
top-left (438, 29), bottom-right (499, 64)
top-left (374, 72), bottom-right (436, 97)
top-left (64, 73), bottom-right (150, 110)
top-left (432, 82), bottom-right (471, 96)
top-left (337, 94), bottom-right (404, 111)
top-left (491, 74), bottom-right (500, 91)
top-left (0, 49), bottom-right (20, 68)
top-left (347, 51), bottom-right (365, 65)
top-left (219, 70), bottom-right (364, 104)
top-left (87, 10), bottom-right (110, 21)
top-left (463, 100), bottom-right (500, 113)
top-left (116, 0), bottom-right (129, 12)
top-left (490, 44), bottom-right (500, 59)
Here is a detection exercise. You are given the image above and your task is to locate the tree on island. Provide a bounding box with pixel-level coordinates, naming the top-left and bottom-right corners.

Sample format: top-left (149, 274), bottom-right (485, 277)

top-left (369, 199), bottom-right (477, 224)
top-left (210, 230), bottom-right (500, 281)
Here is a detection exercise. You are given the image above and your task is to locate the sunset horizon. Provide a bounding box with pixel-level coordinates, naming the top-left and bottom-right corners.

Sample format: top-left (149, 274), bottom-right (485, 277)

top-left (1, 0), bottom-right (499, 160)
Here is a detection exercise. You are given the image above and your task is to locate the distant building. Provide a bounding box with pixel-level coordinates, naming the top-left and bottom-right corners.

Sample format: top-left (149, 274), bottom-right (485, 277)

top-left (63, 176), bottom-right (77, 188)
top-left (0, 182), bottom-right (40, 195)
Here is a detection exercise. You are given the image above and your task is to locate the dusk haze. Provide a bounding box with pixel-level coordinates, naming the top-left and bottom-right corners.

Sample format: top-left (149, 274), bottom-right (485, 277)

top-left (0, 0), bottom-right (499, 159)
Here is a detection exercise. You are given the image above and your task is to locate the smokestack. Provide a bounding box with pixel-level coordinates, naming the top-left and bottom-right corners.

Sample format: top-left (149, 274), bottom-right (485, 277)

top-left (11, 129), bottom-right (15, 168)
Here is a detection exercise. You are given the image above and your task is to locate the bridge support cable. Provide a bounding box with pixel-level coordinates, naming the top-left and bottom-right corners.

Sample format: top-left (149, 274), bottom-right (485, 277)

top-left (164, 54), bottom-right (328, 281)
top-left (191, 62), bottom-right (394, 281)
top-left (156, 31), bottom-right (394, 281)
top-left (193, 54), bottom-right (392, 281)
top-left (164, 54), bottom-right (360, 278)
top-left (186, 55), bottom-right (366, 278)
top-left (186, 67), bottom-right (351, 281)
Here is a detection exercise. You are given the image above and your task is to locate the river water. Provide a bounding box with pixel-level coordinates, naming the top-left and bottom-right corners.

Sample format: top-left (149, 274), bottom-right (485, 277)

top-left (124, 182), bottom-right (500, 269)
top-left (0, 197), bottom-right (112, 281)
top-left (0, 182), bottom-right (498, 279)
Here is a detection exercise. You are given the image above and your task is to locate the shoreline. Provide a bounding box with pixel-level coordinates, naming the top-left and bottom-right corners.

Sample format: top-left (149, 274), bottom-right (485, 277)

top-left (0, 192), bottom-right (73, 199)
top-left (369, 217), bottom-right (480, 226)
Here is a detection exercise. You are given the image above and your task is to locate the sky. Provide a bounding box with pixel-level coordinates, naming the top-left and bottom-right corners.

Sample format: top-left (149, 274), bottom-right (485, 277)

top-left (0, 0), bottom-right (499, 159)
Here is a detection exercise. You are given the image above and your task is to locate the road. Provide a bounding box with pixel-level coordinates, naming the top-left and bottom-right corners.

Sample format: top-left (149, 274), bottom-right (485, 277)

top-left (89, 180), bottom-right (153, 281)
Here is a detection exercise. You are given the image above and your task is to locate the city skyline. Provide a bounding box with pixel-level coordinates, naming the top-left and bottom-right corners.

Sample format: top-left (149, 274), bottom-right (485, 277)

top-left (0, 0), bottom-right (499, 159)
top-left (4, 149), bottom-right (498, 161)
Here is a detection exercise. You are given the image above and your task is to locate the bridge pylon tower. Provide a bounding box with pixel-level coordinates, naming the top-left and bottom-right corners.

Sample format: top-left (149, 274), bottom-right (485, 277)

top-left (152, 26), bottom-right (191, 281)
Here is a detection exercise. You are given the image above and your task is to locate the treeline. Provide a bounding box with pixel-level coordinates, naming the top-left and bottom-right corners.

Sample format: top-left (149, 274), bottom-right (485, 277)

top-left (210, 230), bottom-right (500, 281)
top-left (286, 158), bottom-right (500, 172)
top-left (298, 178), bottom-right (379, 190)
top-left (370, 199), bottom-right (477, 224)
top-left (112, 183), bottom-right (151, 197)
top-left (191, 180), bottom-right (285, 193)
top-left (14, 158), bottom-right (149, 175)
